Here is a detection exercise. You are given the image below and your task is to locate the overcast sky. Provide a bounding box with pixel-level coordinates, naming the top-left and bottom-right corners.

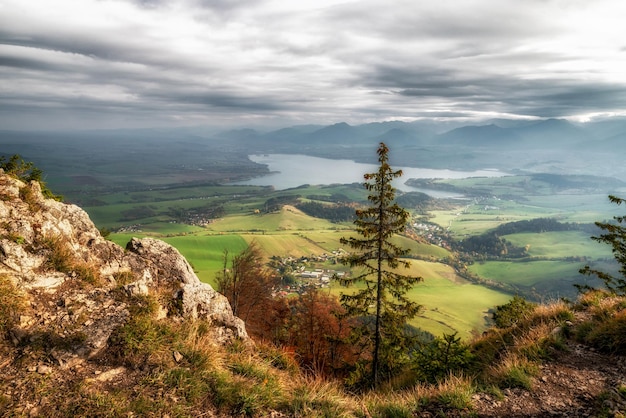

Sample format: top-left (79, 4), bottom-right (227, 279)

top-left (1, 0), bottom-right (625, 130)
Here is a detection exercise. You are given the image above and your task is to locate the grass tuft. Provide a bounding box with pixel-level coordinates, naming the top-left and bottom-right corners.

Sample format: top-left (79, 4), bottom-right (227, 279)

top-left (582, 310), bottom-right (626, 355)
top-left (489, 355), bottom-right (539, 390)
top-left (287, 378), bottom-right (356, 417)
top-left (434, 374), bottom-right (475, 410)
top-left (19, 184), bottom-right (42, 212)
top-left (38, 234), bottom-right (102, 285)
top-left (0, 274), bottom-right (24, 334)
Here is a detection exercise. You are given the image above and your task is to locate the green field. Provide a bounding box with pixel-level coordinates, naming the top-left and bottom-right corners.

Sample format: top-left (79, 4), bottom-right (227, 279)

top-left (162, 235), bottom-right (249, 286)
top-left (330, 260), bottom-right (511, 338)
top-left (111, 232), bottom-right (250, 286)
top-left (110, 225), bottom-right (451, 286)
top-left (504, 231), bottom-right (612, 259)
top-left (108, 205), bottom-right (507, 339)
top-left (426, 175), bottom-right (625, 239)
top-left (206, 205), bottom-right (345, 233)
top-left (429, 199), bottom-right (557, 238)
top-left (467, 259), bottom-right (607, 300)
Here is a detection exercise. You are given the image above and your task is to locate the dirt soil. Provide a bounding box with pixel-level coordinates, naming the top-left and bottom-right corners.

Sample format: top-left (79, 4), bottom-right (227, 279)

top-left (470, 342), bottom-right (626, 417)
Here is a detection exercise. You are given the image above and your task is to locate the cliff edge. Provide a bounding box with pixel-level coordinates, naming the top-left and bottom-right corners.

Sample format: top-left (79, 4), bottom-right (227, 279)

top-left (0, 171), bottom-right (248, 414)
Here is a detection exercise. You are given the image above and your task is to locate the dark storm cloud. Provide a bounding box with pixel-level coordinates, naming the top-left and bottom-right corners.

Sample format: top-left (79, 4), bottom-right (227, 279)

top-left (0, 55), bottom-right (61, 72)
top-left (0, 0), bottom-right (625, 129)
top-left (145, 89), bottom-right (288, 111)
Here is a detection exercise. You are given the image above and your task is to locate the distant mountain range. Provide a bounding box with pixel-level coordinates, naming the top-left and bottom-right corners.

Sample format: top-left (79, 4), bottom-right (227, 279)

top-left (210, 117), bottom-right (626, 151)
top-left (2, 117), bottom-right (626, 182)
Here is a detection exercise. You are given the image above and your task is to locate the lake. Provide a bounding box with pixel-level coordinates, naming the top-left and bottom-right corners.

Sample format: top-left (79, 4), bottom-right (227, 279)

top-left (232, 154), bottom-right (506, 198)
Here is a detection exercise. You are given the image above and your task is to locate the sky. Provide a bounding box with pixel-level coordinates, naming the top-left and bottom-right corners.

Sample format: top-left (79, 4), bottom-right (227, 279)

top-left (1, 0), bottom-right (626, 130)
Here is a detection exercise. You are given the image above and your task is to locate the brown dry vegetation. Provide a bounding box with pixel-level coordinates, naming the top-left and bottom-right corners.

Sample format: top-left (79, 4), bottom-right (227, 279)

top-left (2, 267), bottom-right (626, 417)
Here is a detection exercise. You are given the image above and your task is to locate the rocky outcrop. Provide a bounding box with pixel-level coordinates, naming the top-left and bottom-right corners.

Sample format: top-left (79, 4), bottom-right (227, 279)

top-left (0, 173), bottom-right (248, 369)
top-left (125, 237), bottom-right (248, 339)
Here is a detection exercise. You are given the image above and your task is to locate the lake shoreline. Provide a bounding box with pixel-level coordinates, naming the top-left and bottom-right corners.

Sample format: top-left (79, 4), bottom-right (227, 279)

top-left (229, 153), bottom-right (507, 198)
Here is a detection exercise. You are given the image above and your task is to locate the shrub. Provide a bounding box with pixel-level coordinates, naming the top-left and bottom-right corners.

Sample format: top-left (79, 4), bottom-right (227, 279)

top-left (413, 333), bottom-right (473, 383)
top-left (1, 154), bottom-right (61, 201)
top-left (492, 295), bottom-right (536, 328)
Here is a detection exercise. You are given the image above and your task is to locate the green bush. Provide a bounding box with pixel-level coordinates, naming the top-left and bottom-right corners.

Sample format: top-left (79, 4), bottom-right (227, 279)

top-left (413, 333), bottom-right (473, 383)
top-left (492, 296), bottom-right (536, 328)
top-left (1, 154), bottom-right (61, 200)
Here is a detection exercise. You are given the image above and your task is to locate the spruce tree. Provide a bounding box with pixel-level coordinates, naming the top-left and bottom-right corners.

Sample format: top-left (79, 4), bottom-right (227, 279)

top-left (337, 142), bottom-right (422, 388)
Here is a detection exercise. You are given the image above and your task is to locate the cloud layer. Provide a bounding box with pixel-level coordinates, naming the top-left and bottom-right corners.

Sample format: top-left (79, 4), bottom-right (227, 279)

top-left (1, 0), bottom-right (625, 129)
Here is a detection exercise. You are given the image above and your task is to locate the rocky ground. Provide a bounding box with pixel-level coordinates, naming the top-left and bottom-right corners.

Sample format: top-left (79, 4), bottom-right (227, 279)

top-left (472, 341), bottom-right (626, 417)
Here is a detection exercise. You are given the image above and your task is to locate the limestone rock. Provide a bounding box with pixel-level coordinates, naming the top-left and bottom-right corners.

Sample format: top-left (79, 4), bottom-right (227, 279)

top-left (125, 237), bottom-right (248, 341)
top-left (0, 172), bottom-right (249, 372)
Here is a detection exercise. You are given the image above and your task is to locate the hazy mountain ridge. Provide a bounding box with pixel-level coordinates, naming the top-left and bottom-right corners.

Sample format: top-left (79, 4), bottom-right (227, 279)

top-left (437, 124), bottom-right (523, 146)
top-left (230, 117), bottom-right (626, 148)
top-left (3, 117), bottom-right (625, 153)
top-left (2, 117), bottom-right (626, 194)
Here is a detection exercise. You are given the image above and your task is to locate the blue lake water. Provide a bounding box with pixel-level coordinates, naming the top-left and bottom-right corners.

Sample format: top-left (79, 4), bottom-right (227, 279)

top-left (232, 154), bottom-right (506, 198)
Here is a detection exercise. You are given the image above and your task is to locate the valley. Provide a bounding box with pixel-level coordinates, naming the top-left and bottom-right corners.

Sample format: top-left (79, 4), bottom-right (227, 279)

top-left (2, 117), bottom-right (626, 338)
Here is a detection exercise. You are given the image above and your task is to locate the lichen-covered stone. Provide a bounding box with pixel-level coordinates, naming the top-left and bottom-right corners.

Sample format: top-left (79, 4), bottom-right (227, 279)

top-left (0, 172), bottom-right (248, 370)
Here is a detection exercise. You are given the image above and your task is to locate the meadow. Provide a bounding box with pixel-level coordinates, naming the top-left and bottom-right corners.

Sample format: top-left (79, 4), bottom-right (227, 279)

top-left (504, 230), bottom-right (612, 259)
top-left (397, 261), bottom-right (511, 337)
top-left (421, 177), bottom-right (623, 300)
top-left (110, 207), bottom-right (450, 284)
top-left (328, 260), bottom-right (511, 337)
top-left (468, 259), bottom-right (587, 299)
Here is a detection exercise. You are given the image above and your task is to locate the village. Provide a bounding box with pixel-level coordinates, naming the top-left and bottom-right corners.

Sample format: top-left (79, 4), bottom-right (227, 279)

top-left (269, 250), bottom-right (348, 296)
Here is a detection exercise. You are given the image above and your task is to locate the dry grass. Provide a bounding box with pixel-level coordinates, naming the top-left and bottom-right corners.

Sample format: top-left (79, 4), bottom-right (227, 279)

top-left (470, 299), bottom-right (573, 391)
top-left (0, 274), bottom-right (24, 334)
top-left (286, 377), bottom-right (360, 417)
top-left (486, 353), bottom-right (539, 390)
top-left (3, 290), bottom-right (620, 417)
top-left (360, 374), bottom-right (475, 417)
top-left (574, 290), bottom-right (626, 355)
top-left (18, 184), bottom-right (42, 212)
top-left (38, 234), bottom-right (102, 285)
